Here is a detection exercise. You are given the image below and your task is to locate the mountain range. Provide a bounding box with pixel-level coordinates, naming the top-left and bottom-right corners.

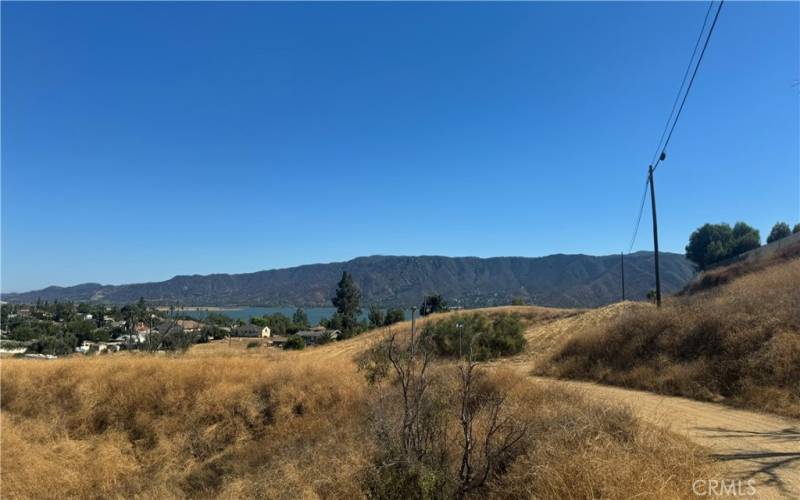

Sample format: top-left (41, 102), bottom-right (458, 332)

top-left (1, 253), bottom-right (695, 308)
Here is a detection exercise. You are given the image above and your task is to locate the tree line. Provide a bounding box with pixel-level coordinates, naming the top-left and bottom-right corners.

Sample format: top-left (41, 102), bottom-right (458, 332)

top-left (685, 220), bottom-right (798, 270)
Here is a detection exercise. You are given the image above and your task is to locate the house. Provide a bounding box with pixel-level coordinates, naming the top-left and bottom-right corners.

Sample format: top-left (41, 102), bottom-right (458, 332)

top-left (156, 321), bottom-right (183, 335)
top-left (134, 322), bottom-right (151, 336)
top-left (176, 319), bottom-right (202, 332)
top-left (76, 341), bottom-right (123, 354)
top-left (116, 333), bottom-right (146, 344)
top-left (296, 329), bottom-right (340, 345)
top-left (233, 324), bottom-right (271, 338)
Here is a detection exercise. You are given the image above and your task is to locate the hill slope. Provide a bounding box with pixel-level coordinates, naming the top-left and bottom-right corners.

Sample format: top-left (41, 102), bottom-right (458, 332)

top-left (1, 252), bottom-right (694, 308)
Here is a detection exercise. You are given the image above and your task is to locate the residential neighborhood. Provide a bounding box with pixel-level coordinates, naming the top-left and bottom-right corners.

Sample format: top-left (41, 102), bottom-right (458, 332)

top-left (0, 296), bottom-right (376, 358)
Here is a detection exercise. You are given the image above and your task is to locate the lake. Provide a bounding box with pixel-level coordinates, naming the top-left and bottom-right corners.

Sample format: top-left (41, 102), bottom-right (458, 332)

top-left (176, 306), bottom-right (413, 326)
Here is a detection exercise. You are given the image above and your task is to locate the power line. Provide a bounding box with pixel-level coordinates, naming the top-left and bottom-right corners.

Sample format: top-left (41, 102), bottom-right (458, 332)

top-left (626, 0), bottom-right (725, 255)
top-left (650, 1), bottom-right (715, 167)
top-left (653, 0), bottom-right (725, 173)
top-left (628, 174), bottom-right (650, 253)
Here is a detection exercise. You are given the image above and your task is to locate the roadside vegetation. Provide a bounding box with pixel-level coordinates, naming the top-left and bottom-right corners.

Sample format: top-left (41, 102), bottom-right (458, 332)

top-left (540, 254), bottom-right (800, 418)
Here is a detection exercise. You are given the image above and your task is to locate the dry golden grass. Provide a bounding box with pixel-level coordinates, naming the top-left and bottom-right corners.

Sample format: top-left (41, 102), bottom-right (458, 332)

top-left (539, 256), bottom-right (800, 418)
top-left (1, 349), bottom-right (721, 499)
top-left (1, 355), bottom-right (371, 499)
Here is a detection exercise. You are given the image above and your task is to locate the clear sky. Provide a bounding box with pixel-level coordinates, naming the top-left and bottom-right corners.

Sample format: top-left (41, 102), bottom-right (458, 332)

top-left (2, 1), bottom-right (798, 293)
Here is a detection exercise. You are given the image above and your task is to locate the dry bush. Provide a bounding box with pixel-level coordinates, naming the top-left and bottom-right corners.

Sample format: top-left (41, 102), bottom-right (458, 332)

top-left (541, 257), bottom-right (800, 417)
top-left (358, 331), bottom-right (719, 499)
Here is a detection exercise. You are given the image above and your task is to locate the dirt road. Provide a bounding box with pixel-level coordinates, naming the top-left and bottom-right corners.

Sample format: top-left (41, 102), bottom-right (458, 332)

top-left (520, 372), bottom-right (800, 499)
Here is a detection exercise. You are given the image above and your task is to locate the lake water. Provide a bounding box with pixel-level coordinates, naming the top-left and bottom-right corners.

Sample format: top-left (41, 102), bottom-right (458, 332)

top-left (177, 306), bottom-right (413, 326)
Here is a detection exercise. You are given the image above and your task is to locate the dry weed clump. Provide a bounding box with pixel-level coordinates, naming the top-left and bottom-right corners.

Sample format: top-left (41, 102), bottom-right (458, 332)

top-left (541, 257), bottom-right (800, 417)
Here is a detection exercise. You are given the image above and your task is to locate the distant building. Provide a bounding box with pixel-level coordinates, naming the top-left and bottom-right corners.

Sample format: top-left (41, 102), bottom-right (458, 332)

top-left (155, 321), bottom-right (183, 337)
top-left (296, 329), bottom-right (340, 345)
top-left (176, 319), bottom-right (202, 332)
top-left (134, 322), bottom-right (151, 336)
top-left (270, 335), bottom-right (288, 347)
top-left (233, 324), bottom-right (271, 338)
top-left (76, 341), bottom-right (123, 354)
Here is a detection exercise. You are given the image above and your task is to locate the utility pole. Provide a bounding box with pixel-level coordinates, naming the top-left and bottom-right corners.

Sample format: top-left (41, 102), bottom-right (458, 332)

top-left (620, 252), bottom-right (625, 301)
top-left (648, 164), bottom-right (662, 307)
top-left (410, 306), bottom-right (417, 358)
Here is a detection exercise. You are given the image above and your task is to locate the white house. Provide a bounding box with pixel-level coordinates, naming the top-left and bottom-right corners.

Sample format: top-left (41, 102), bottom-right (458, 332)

top-left (233, 324), bottom-right (271, 338)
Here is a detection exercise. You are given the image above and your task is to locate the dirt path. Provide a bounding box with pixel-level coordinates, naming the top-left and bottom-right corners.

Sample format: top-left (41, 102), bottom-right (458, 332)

top-left (511, 368), bottom-right (800, 499)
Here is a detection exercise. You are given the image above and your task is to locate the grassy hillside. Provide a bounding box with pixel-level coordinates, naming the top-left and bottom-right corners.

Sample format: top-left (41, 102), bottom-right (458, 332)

top-left (538, 253), bottom-right (800, 418)
top-left (1, 348), bottom-right (719, 498)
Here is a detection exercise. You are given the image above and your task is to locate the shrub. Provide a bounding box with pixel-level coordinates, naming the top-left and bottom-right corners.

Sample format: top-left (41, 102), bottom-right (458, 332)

top-left (246, 341), bottom-right (259, 349)
top-left (383, 308), bottom-right (405, 326)
top-left (421, 312), bottom-right (525, 360)
top-left (420, 294), bottom-right (447, 316)
top-left (283, 335), bottom-right (305, 350)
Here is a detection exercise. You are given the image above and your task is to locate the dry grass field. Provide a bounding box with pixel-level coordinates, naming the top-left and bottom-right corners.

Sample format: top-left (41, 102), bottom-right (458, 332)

top-left (1, 344), bottom-right (720, 499)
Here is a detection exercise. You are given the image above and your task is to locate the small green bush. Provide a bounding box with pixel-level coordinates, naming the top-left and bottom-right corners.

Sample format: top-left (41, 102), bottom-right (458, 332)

top-left (283, 335), bottom-right (305, 350)
top-left (421, 312), bottom-right (525, 361)
top-left (246, 341), bottom-right (259, 349)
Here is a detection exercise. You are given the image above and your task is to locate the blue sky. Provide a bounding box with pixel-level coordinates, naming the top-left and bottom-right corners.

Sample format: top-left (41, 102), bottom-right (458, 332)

top-left (2, 1), bottom-right (798, 292)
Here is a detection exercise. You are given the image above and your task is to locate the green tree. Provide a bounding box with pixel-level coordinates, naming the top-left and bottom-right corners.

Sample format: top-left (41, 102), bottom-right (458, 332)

top-left (368, 305), bottom-right (385, 329)
top-left (249, 316), bottom-right (269, 327)
top-left (510, 297), bottom-right (526, 306)
top-left (767, 222), bottom-right (791, 243)
top-left (136, 297), bottom-right (147, 321)
top-left (730, 221), bottom-right (760, 256)
top-left (331, 271), bottom-right (362, 334)
top-left (263, 313), bottom-right (293, 336)
top-left (292, 308), bottom-right (309, 328)
top-left (685, 223), bottom-right (734, 270)
top-left (383, 308), bottom-right (405, 326)
top-left (420, 294), bottom-right (447, 316)
top-left (793, 223), bottom-right (800, 234)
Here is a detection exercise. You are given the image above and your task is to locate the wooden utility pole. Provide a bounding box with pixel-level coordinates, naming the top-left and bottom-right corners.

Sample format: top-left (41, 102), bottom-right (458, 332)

top-left (620, 252), bottom-right (625, 301)
top-left (648, 165), bottom-right (662, 307)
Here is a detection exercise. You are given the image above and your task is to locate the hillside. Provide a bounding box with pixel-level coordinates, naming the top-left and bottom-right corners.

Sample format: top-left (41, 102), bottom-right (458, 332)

top-left (536, 247), bottom-right (800, 418)
top-left (1, 252), bottom-right (694, 308)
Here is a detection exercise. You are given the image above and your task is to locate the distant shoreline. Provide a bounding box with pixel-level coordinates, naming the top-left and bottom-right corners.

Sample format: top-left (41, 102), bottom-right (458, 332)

top-left (155, 306), bottom-right (243, 312)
